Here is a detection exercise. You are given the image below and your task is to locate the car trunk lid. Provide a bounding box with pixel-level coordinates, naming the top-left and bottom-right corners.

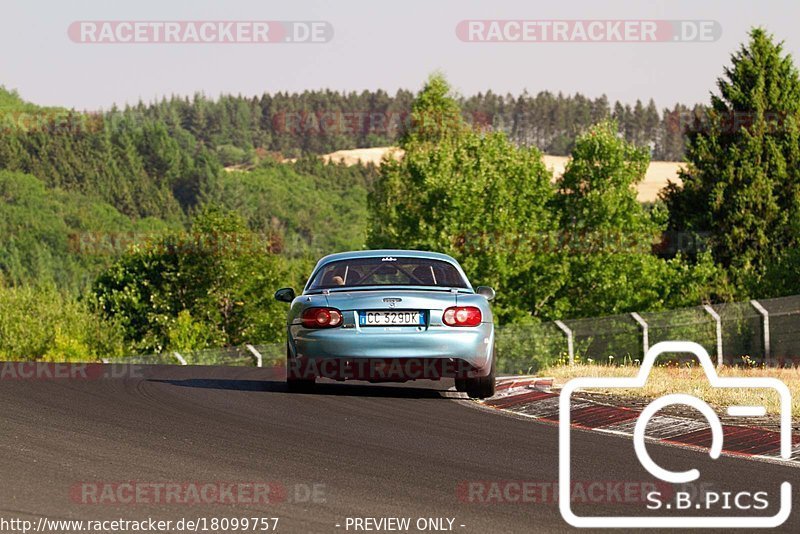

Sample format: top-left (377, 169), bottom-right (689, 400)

top-left (320, 288), bottom-right (459, 312)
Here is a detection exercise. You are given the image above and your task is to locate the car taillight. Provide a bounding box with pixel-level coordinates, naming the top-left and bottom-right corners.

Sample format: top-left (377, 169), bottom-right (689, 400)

top-left (301, 307), bottom-right (343, 328)
top-left (442, 306), bottom-right (482, 327)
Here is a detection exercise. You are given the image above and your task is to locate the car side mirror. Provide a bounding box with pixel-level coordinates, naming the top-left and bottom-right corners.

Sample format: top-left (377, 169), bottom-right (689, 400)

top-left (274, 287), bottom-right (296, 303)
top-left (476, 286), bottom-right (495, 301)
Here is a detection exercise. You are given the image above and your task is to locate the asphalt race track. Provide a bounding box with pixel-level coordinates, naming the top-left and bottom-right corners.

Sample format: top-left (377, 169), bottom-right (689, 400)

top-left (0, 364), bottom-right (797, 533)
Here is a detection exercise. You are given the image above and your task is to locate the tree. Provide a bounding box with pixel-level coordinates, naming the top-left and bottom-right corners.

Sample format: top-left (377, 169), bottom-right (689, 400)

top-left (92, 206), bottom-right (288, 352)
top-left (368, 74), bottom-right (558, 321)
top-left (0, 283), bottom-right (125, 362)
top-left (550, 121), bottom-right (723, 317)
top-left (663, 28), bottom-right (800, 292)
top-left (555, 120), bottom-right (656, 234)
top-left (656, 103), bottom-right (692, 161)
top-left (550, 121), bottom-right (662, 316)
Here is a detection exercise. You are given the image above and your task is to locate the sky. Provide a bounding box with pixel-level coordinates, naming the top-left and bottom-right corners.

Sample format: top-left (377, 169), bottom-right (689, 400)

top-left (1, 0), bottom-right (798, 111)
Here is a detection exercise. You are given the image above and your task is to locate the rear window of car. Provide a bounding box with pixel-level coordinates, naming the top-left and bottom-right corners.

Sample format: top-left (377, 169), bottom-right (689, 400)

top-left (307, 257), bottom-right (468, 290)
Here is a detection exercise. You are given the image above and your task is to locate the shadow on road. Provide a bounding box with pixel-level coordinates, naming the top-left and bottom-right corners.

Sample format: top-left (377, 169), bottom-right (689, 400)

top-left (149, 378), bottom-right (455, 399)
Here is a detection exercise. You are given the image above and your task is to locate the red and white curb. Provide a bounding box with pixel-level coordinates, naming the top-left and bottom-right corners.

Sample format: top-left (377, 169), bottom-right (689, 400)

top-left (494, 375), bottom-right (554, 397)
top-left (482, 377), bottom-right (800, 466)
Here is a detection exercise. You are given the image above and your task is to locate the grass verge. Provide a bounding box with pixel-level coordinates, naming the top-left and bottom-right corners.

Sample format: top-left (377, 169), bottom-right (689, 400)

top-left (543, 364), bottom-right (800, 419)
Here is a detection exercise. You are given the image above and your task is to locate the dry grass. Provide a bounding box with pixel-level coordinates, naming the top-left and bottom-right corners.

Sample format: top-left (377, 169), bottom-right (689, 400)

top-left (542, 155), bottom-right (683, 202)
top-left (321, 147), bottom-right (404, 166)
top-left (544, 364), bottom-right (800, 418)
top-left (310, 147), bottom-right (684, 202)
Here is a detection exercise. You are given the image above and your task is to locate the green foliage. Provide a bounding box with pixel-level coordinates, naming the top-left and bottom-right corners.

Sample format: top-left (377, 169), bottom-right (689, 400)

top-left (555, 121), bottom-right (656, 234)
top-left (368, 75), bottom-right (557, 321)
top-left (399, 72), bottom-right (466, 144)
top-left (549, 121), bottom-right (661, 317)
top-left (547, 122), bottom-right (727, 319)
top-left (0, 169), bottom-right (175, 292)
top-left (213, 158), bottom-right (376, 255)
top-left (167, 310), bottom-right (218, 352)
top-left (92, 206), bottom-right (291, 353)
top-left (0, 85), bottom-right (44, 112)
top-left (115, 87), bottom-right (687, 160)
top-left (664, 28), bottom-right (800, 292)
top-left (368, 79), bottom-right (729, 326)
top-left (0, 86), bottom-right (24, 107)
top-left (0, 102), bottom-right (221, 219)
top-left (759, 247), bottom-right (800, 296)
top-left (216, 144), bottom-right (255, 167)
top-left (495, 323), bottom-right (570, 374)
top-left (4, 33), bottom-right (797, 364)
top-left (0, 284), bottom-right (124, 362)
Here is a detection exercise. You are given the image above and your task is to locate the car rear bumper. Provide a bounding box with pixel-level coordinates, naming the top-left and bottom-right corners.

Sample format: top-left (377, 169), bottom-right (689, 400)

top-left (288, 323), bottom-right (494, 379)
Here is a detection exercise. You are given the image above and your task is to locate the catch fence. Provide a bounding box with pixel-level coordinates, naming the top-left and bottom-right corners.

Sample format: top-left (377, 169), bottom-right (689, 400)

top-left (496, 295), bottom-right (800, 373)
top-left (102, 296), bottom-right (800, 374)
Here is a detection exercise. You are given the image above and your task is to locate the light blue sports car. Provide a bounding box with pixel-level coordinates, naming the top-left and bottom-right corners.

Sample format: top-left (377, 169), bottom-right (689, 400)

top-left (274, 250), bottom-right (496, 398)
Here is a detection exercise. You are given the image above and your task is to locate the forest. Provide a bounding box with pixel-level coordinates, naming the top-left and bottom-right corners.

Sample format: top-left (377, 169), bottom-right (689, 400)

top-left (1, 28), bottom-right (798, 362)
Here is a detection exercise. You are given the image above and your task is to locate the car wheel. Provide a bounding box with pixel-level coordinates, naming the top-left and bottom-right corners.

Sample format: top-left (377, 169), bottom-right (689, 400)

top-left (465, 350), bottom-right (496, 399)
top-left (454, 378), bottom-right (468, 392)
top-left (287, 377), bottom-right (316, 392)
top-left (286, 344), bottom-right (315, 392)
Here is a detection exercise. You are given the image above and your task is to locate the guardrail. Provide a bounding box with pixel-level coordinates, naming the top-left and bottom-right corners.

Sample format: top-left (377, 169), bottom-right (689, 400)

top-left (103, 343), bottom-right (285, 367)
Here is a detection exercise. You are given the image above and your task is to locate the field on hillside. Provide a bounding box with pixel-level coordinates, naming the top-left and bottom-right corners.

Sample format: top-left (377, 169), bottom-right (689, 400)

top-left (316, 147), bottom-right (684, 202)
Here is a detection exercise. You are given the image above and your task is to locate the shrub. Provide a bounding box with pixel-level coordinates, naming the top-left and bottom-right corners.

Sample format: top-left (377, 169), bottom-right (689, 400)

top-left (0, 284), bottom-right (124, 361)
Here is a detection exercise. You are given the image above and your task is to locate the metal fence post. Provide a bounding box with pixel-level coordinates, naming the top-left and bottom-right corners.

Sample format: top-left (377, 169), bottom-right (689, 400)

top-left (631, 312), bottom-right (649, 358)
top-left (703, 305), bottom-right (723, 368)
top-left (750, 300), bottom-right (771, 366)
top-left (554, 320), bottom-right (574, 365)
top-left (246, 344), bottom-right (263, 368)
top-left (173, 352), bottom-right (188, 365)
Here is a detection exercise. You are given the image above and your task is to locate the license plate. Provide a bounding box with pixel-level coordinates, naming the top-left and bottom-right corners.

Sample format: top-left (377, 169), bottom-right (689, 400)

top-left (359, 310), bottom-right (424, 326)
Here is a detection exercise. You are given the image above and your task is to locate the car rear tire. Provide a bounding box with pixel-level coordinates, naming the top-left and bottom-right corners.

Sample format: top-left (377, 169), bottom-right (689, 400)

top-left (464, 351), bottom-right (496, 399)
top-left (286, 345), bottom-right (315, 393)
top-left (454, 378), bottom-right (468, 392)
top-left (287, 377), bottom-right (316, 392)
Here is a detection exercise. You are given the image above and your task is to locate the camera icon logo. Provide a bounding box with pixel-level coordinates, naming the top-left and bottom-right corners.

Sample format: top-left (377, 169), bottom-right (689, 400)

top-left (558, 341), bottom-right (792, 528)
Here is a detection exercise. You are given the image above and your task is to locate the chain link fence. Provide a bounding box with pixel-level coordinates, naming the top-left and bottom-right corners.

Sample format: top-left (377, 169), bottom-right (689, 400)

top-left (104, 343), bottom-right (285, 367)
top-left (495, 295), bottom-right (800, 373)
top-left (102, 296), bottom-right (800, 374)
